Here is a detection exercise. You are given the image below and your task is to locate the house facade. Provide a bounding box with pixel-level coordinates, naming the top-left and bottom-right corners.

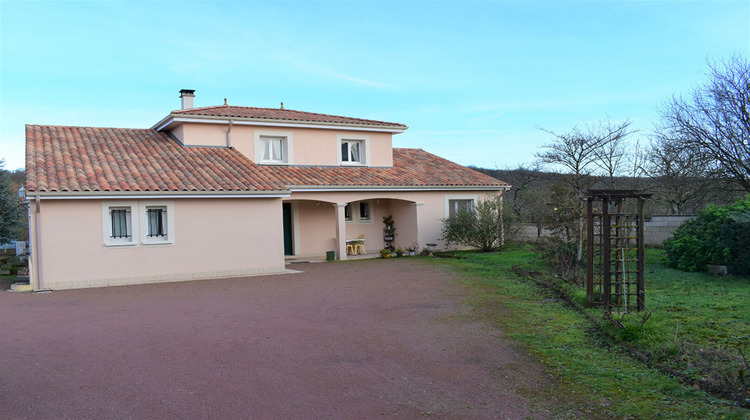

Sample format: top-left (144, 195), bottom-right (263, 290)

top-left (24, 90), bottom-right (508, 290)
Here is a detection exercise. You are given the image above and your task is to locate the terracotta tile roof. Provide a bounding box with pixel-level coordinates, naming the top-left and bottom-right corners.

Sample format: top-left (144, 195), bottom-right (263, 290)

top-left (25, 125), bottom-right (285, 193)
top-left (262, 149), bottom-right (508, 188)
top-left (171, 105), bottom-right (408, 130)
top-left (25, 126), bottom-right (506, 193)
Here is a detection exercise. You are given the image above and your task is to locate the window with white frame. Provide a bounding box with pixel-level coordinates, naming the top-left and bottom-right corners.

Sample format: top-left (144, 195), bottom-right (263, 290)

top-left (146, 207), bottom-right (167, 238)
top-left (344, 203), bottom-right (352, 222)
top-left (103, 201), bottom-right (138, 246)
top-left (110, 207), bottom-right (132, 241)
top-left (103, 201), bottom-right (174, 247)
top-left (140, 201), bottom-right (174, 245)
top-left (448, 199), bottom-right (474, 218)
top-left (259, 136), bottom-right (286, 162)
top-left (254, 130), bottom-right (293, 164)
top-left (341, 140), bottom-right (363, 164)
top-left (337, 134), bottom-right (369, 166)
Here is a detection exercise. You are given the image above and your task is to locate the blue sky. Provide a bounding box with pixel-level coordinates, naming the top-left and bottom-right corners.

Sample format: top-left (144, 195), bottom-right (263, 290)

top-left (1, 0), bottom-right (748, 171)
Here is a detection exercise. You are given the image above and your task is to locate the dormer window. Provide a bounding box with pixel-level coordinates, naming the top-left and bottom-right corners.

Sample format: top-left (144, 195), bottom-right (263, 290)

top-left (337, 134), bottom-right (370, 166)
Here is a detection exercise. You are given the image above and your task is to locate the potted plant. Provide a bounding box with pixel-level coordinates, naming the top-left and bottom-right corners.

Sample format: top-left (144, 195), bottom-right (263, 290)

top-left (395, 247), bottom-right (404, 257)
top-left (407, 242), bottom-right (418, 256)
top-left (382, 215), bottom-right (396, 250)
top-left (421, 248), bottom-right (431, 256)
top-left (425, 243), bottom-right (437, 253)
top-left (379, 248), bottom-right (392, 259)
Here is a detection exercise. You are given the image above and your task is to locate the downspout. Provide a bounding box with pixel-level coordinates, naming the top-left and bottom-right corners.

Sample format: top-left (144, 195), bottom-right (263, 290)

top-left (226, 119), bottom-right (234, 148)
top-left (33, 196), bottom-right (43, 290)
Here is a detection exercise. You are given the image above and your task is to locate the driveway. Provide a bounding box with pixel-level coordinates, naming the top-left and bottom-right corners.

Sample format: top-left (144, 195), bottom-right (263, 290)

top-left (1, 258), bottom-right (560, 419)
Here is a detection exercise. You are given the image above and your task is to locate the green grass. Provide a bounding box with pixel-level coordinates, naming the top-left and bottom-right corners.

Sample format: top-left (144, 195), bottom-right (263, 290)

top-left (431, 245), bottom-right (749, 419)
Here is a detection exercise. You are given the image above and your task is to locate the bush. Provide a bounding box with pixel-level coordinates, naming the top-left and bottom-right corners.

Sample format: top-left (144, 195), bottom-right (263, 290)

top-left (664, 196), bottom-right (750, 274)
top-left (441, 196), bottom-right (502, 252)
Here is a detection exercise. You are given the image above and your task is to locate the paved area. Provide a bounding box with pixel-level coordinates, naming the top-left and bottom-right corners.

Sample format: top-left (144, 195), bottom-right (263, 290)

top-left (1, 258), bottom-right (559, 419)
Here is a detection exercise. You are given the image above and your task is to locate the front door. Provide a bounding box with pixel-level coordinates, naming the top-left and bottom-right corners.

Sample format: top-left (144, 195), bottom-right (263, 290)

top-left (282, 203), bottom-right (293, 255)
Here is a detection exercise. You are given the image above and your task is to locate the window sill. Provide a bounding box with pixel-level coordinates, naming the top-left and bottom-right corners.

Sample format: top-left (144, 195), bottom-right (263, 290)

top-left (258, 161), bottom-right (290, 165)
top-left (142, 240), bottom-right (174, 246)
top-left (341, 162), bottom-right (366, 167)
top-left (104, 241), bottom-right (137, 248)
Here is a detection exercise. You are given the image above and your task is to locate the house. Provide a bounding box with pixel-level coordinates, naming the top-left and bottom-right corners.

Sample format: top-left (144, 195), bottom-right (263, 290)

top-left (24, 90), bottom-right (509, 290)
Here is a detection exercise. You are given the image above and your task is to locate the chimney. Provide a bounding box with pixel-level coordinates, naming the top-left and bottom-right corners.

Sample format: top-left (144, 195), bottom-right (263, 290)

top-left (179, 89), bottom-right (195, 109)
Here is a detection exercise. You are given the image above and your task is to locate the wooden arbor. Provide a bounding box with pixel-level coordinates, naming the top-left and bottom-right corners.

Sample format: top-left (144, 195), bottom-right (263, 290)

top-left (585, 190), bottom-right (652, 312)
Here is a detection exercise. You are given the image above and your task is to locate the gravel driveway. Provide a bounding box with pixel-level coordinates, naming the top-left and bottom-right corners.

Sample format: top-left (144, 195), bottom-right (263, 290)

top-left (1, 258), bottom-right (561, 419)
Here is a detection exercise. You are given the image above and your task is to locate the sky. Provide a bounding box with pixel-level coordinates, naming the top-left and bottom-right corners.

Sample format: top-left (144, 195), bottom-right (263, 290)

top-left (1, 0), bottom-right (748, 172)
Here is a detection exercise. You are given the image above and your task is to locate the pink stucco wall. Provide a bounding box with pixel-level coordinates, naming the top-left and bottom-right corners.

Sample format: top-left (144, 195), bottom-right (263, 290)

top-left (173, 122), bottom-right (394, 167)
top-left (29, 197), bottom-right (285, 290)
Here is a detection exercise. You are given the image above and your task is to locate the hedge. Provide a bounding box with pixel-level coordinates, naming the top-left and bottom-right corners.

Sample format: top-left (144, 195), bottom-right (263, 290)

top-left (664, 196), bottom-right (750, 275)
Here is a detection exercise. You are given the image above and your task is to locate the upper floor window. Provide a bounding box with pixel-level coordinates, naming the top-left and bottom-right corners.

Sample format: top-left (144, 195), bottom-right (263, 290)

top-left (260, 136), bottom-right (286, 163)
top-left (337, 134), bottom-right (369, 166)
top-left (341, 140), bottom-right (363, 164)
top-left (344, 203), bottom-right (352, 222)
top-left (254, 130), bottom-right (294, 164)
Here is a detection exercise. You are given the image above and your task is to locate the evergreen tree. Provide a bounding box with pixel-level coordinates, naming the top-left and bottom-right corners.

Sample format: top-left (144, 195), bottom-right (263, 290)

top-left (0, 160), bottom-right (24, 243)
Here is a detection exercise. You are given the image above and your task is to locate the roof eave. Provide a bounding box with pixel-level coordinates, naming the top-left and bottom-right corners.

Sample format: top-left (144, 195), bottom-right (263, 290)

top-left (152, 113), bottom-right (408, 134)
top-left (26, 190), bottom-right (291, 199)
top-left (288, 185), bottom-right (510, 192)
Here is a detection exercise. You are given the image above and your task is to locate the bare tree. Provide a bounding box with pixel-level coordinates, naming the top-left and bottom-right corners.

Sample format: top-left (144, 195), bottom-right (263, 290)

top-left (643, 135), bottom-right (710, 214)
top-left (657, 55), bottom-right (750, 191)
top-left (537, 117), bottom-right (635, 262)
top-left (591, 117), bottom-right (638, 188)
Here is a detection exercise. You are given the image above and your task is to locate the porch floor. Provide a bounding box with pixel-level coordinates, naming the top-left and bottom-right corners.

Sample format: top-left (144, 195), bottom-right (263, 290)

top-left (285, 252), bottom-right (378, 264)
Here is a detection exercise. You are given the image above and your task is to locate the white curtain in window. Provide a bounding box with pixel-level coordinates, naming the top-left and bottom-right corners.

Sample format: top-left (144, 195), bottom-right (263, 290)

top-left (262, 138), bottom-right (283, 161)
top-left (111, 208), bottom-right (131, 238)
top-left (349, 142), bottom-right (360, 162)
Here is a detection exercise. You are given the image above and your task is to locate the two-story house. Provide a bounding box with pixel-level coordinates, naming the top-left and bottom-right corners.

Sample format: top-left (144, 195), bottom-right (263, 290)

top-left (24, 90), bottom-right (508, 290)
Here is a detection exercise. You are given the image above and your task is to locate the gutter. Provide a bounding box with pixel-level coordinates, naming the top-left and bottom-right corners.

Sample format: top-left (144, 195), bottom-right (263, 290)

top-left (226, 119), bottom-right (234, 148)
top-left (33, 196), bottom-right (43, 290)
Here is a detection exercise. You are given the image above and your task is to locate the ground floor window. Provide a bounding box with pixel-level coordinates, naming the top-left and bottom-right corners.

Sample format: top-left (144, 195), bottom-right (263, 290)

top-left (448, 199), bottom-right (474, 218)
top-left (110, 207), bottom-right (132, 241)
top-left (103, 201), bottom-right (174, 247)
top-left (146, 207), bottom-right (167, 238)
top-left (344, 200), bottom-right (372, 224)
top-left (359, 202), bottom-right (370, 221)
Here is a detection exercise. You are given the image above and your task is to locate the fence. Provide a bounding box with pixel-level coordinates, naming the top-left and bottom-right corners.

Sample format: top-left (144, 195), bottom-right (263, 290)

top-left (518, 215), bottom-right (695, 246)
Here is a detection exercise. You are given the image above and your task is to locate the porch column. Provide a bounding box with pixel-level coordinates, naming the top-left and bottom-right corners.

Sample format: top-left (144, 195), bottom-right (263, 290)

top-left (333, 203), bottom-right (347, 260)
top-left (413, 202), bottom-right (425, 249)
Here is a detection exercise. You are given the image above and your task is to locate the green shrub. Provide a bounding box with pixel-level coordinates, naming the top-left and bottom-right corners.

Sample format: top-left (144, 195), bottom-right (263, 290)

top-left (441, 196), bottom-right (502, 252)
top-left (720, 212), bottom-right (750, 275)
top-left (665, 196), bottom-right (750, 274)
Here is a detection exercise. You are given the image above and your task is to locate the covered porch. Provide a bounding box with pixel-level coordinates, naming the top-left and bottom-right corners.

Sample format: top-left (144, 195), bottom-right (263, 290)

top-left (282, 194), bottom-right (425, 261)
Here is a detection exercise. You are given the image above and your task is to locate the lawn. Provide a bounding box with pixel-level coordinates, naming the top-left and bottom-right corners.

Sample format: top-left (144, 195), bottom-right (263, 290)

top-left (432, 245), bottom-right (749, 419)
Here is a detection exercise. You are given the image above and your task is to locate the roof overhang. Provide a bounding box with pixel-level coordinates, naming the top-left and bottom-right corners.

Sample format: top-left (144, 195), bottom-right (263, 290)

top-left (27, 190), bottom-right (291, 200)
top-left (288, 185), bottom-right (510, 192)
top-left (152, 114), bottom-right (408, 134)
